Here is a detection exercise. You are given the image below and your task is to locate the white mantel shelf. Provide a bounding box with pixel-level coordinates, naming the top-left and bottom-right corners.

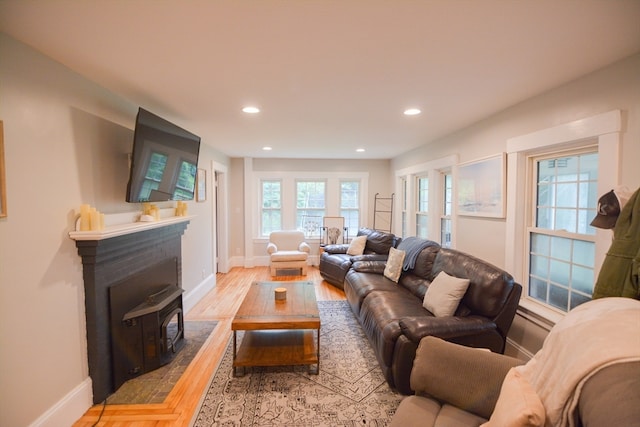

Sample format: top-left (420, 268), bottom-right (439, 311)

top-left (69, 213), bottom-right (194, 241)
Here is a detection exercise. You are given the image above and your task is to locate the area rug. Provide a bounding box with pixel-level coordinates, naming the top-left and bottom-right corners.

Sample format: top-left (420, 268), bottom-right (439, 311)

top-left (108, 320), bottom-right (218, 404)
top-left (192, 301), bottom-right (402, 426)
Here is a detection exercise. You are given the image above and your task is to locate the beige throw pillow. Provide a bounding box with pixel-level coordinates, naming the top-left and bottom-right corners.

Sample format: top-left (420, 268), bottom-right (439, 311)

top-left (346, 235), bottom-right (367, 256)
top-left (422, 271), bottom-right (470, 317)
top-left (383, 247), bottom-right (406, 283)
top-left (480, 368), bottom-right (545, 427)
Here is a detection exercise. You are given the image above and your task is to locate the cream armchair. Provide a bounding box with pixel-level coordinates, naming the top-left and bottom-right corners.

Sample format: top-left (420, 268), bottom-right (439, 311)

top-left (267, 231), bottom-right (311, 276)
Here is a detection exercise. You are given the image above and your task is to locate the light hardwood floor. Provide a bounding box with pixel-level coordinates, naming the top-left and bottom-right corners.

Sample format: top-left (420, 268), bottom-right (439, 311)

top-left (73, 266), bottom-right (345, 426)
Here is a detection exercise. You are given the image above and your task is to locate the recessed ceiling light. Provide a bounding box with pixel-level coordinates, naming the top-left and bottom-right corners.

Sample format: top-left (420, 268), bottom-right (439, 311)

top-left (404, 108), bottom-right (421, 116)
top-left (356, 148), bottom-right (365, 153)
top-left (262, 146), bottom-right (272, 151)
top-left (242, 106), bottom-right (260, 114)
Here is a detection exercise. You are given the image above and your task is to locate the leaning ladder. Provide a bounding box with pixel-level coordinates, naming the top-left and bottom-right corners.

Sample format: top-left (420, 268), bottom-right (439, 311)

top-left (373, 193), bottom-right (394, 233)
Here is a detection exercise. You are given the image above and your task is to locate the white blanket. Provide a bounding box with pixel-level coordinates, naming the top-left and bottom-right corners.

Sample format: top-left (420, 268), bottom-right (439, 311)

top-left (515, 297), bottom-right (640, 427)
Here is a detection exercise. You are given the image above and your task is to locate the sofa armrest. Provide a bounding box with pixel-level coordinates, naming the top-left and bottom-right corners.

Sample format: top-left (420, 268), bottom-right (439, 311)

top-left (323, 244), bottom-right (349, 254)
top-left (352, 260), bottom-right (386, 274)
top-left (350, 253), bottom-right (389, 262)
top-left (267, 242), bottom-right (277, 255)
top-left (411, 336), bottom-right (523, 420)
top-left (400, 315), bottom-right (498, 342)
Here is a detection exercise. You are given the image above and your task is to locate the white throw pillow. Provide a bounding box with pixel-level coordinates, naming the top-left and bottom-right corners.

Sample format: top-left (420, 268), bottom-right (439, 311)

top-left (383, 247), bottom-right (406, 283)
top-left (347, 235), bottom-right (367, 256)
top-left (480, 368), bottom-right (545, 427)
top-left (422, 271), bottom-right (470, 317)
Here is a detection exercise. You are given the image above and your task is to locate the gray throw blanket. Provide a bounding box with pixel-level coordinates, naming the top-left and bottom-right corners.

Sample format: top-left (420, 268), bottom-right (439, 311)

top-left (397, 237), bottom-right (439, 271)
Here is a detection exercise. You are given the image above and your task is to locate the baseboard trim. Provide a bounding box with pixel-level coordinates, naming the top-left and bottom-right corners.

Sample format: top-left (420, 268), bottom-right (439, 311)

top-left (183, 274), bottom-right (216, 314)
top-left (29, 378), bottom-right (93, 427)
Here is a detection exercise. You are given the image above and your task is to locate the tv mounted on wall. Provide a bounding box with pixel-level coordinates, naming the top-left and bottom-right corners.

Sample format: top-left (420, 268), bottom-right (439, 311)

top-left (126, 108), bottom-right (201, 203)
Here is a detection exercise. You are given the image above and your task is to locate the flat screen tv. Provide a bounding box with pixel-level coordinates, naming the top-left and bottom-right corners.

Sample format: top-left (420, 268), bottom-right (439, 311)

top-left (126, 108), bottom-right (201, 203)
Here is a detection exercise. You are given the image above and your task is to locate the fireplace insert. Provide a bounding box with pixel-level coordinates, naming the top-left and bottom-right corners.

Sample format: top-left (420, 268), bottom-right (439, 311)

top-left (109, 262), bottom-right (186, 391)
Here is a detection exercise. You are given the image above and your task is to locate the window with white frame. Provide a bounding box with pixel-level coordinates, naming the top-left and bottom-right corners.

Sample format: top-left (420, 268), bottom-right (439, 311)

top-left (440, 171), bottom-right (452, 248)
top-left (297, 180), bottom-right (326, 236)
top-left (340, 180), bottom-right (360, 238)
top-left (527, 150), bottom-right (598, 312)
top-left (261, 180), bottom-right (282, 235)
top-left (506, 110), bottom-right (621, 324)
top-left (416, 176), bottom-right (429, 238)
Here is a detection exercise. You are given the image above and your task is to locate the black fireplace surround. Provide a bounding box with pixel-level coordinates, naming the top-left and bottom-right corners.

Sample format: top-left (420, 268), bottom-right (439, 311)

top-left (73, 221), bottom-right (190, 404)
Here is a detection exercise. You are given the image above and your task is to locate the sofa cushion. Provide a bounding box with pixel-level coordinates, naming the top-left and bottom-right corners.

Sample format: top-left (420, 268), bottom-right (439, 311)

top-left (347, 235), bottom-right (367, 255)
top-left (384, 248), bottom-right (405, 282)
top-left (432, 248), bottom-right (515, 318)
top-left (359, 228), bottom-right (396, 254)
top-left (423, 271), bottom-right (470, 317)
top-left (480, 368), bottom-right (545, 427)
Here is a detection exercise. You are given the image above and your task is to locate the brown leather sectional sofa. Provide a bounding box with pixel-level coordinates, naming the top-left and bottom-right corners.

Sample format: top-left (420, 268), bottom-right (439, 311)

top-left (319, 231), bottom-right (522, 395)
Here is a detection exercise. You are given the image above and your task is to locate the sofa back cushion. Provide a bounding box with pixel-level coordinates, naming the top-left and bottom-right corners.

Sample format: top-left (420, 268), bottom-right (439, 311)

top-left (398, 245), bottom-right (440, 299)
top-left (357, 228), bottom-right (397, 255)
top-left (431, 248), bottom-right (515, 318)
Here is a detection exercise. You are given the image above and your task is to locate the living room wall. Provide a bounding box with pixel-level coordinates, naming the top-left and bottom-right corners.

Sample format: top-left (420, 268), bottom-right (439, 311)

top-left (391, 52), bottom-right (640, 357)
top-left (0, 35), bottom-right (228, 427)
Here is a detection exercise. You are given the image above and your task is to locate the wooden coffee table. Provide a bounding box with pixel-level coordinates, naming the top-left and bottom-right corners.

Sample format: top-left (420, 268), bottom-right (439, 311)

top-left (231, 281), bottom-right (321, 376)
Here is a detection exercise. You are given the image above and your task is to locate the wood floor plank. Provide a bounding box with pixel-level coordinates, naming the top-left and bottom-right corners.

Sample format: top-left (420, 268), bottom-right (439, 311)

top-left (73, 265), bottom-right (345, 426)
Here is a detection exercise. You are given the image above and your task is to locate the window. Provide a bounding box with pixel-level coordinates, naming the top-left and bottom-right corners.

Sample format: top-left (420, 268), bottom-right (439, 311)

top-left (416, 176), bottom-right (428, 238)
top-left (340, 180), bottom-right (360, 238)
top-left (506, 110), bottom-right (621, 324)
top-left (297, 180), bottom-right (325, 236)
top-left (261, 180), bottom-right (282, 235)
top-left (440, 172), bottom-right (452, 248)
top-left (527, 151), bottom-right (598, 312)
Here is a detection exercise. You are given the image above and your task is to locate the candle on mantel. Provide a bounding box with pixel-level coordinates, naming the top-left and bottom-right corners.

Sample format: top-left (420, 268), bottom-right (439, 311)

top-left (90, 207), bottom-right (100, 231)
top-left (80, 204), bottom-right (91, 231)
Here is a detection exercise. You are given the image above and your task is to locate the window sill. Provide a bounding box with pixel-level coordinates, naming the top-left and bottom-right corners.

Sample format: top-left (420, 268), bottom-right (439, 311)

top-left (517, 298), bottom-right (565, 332)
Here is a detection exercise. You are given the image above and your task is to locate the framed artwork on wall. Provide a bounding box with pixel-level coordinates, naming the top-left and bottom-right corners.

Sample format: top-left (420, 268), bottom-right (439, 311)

top-left (456, 153), bottom-right (506, 218)
top-left (196, 168), bottom-right (206, 202)
top-left (0, 120), bottom-right (6, 218)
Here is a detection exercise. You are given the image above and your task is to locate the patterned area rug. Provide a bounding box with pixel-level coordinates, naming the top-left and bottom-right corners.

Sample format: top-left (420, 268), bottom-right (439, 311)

top-left (108, 321), bottom-right (217, 404)
top-left (192, 300), bottom-right (402, 426)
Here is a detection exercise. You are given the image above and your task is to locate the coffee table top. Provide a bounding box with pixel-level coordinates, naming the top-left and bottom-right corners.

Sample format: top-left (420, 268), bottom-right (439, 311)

top-left (232, 281), bottom-right (320, 331)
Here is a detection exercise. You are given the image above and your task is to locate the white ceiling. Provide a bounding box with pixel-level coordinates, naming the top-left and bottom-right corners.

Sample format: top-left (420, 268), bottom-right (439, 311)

top-left (1, 0), bottom-right (639, 159)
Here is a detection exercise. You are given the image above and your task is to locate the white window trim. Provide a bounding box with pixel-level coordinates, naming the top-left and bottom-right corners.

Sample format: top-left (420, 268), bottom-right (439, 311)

top-left (395, 154), bottom-right (458, 245)
top-left (506, 110), bottom-right (622, 327)
top-left (252, 169), bottom-right (369, 240)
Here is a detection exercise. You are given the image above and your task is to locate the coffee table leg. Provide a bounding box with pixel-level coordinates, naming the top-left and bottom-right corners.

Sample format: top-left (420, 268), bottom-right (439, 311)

top-left (232, 331), bottom-right (239, 377)
top-left (309, 327), bottom-right (320, 375)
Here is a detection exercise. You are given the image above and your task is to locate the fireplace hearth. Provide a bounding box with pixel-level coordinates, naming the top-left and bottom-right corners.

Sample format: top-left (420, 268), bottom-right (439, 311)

top-left (71, 218), bottom-right (190, 403)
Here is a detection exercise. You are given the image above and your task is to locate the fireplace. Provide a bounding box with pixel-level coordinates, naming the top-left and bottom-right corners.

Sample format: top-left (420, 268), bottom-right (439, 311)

top-left (71, 218), bottom-right (190, 403)
top-left (109, 259), bottom-right (185, 390)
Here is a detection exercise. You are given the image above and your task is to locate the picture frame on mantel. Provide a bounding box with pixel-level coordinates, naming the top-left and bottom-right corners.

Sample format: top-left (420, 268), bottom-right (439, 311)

top-left (456, 153), bottom-right (506, 218)
top-left (196, 168), bottom-right (206, 202)
top-left (0, 120), bottom-right (7, 218)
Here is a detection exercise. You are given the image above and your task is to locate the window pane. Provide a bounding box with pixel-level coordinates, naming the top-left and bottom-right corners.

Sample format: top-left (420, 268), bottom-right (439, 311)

top-left (440, 218), bottom-right (451, 248)
top-left (573, 240), bottom-right (594, 266)
top-left (261, 180), bottom-right (281, 235)
top-left (416, 214), bottom-right (428, 238)
top-left (550, 236), bottom-right (571, 262)
top-left (418, 177), bottom-right (428, 212)
top-left (529, 151), bottom-right (598, 312)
